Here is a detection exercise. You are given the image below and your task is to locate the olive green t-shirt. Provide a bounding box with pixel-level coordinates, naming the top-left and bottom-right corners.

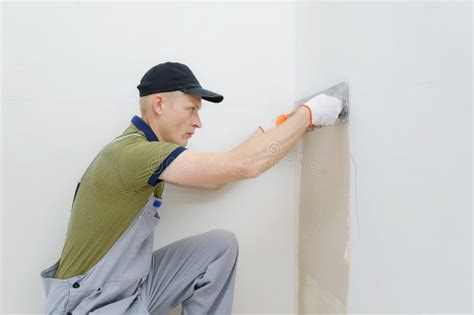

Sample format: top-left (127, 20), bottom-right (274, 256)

top-left (53, 115), bottom-right (187, 279)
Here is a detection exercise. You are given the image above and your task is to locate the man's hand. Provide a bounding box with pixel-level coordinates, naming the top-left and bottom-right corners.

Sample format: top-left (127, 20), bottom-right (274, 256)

top-left (301, 93), bottom-right (343, 127)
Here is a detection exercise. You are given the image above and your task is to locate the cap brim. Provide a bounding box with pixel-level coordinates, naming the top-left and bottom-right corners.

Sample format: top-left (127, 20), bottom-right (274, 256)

top-left (181, 87), bottom-right (224, 103)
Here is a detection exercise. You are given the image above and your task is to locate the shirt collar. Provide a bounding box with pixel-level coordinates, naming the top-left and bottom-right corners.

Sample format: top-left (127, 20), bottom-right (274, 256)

top-left (131, 115), bottom-right (159, 142)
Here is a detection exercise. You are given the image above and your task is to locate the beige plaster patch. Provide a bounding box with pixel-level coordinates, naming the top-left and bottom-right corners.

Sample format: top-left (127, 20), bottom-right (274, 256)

top-left (298, 123), bottom-right (350, 314)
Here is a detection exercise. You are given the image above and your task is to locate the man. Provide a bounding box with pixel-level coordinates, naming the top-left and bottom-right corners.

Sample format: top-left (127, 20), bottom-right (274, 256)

top-left (40, 62), bottom-right (342, 315)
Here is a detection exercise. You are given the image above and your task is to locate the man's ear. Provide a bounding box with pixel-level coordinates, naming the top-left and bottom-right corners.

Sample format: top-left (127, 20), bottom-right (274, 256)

top-left (151, 94), bottom-right (165, 115)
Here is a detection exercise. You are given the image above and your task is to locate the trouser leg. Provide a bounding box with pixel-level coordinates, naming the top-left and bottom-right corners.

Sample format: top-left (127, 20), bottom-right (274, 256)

top-left (139, 229), bottom-right (239, 315)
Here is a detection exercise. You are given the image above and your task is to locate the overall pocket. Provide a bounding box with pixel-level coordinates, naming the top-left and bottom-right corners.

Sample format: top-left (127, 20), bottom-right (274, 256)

top-left (67, 286), bottom-right (104, 313)
top-left (88, 291), bottom-right (142, 314)
top-left (71, 278), bottom-right (141, 314)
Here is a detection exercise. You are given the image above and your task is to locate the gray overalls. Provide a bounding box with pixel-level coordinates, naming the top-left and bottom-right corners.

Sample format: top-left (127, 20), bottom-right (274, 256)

top-left (40, 194), bottom-right (239, 315)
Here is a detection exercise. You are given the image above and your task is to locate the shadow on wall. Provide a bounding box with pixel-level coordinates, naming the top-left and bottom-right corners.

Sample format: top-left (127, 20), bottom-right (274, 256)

top-left (298, 123), bottom-right (350, 313)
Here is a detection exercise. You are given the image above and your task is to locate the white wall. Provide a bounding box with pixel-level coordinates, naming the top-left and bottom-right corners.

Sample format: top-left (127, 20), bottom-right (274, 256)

top-left (296, 1), bottom-right (472, 313)
top-left (2, 2), bottom-right (298, 314)
top-left (2, 1), bottom-right (472, 314)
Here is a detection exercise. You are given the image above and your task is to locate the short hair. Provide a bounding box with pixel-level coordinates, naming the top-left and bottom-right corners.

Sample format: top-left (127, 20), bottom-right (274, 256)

top-left (139, 91), bottom-right (181, 116)
top-left (139, 94), bottom-right (152, 116)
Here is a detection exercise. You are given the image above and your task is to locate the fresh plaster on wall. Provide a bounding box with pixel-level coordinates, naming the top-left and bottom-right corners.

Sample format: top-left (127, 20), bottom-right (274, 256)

top-left (298, 124), bottom-right (350, 313)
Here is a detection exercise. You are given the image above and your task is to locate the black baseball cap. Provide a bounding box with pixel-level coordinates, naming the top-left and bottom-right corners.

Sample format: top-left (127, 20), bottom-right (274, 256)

top-left (137, 62), bottom-right (224, 103)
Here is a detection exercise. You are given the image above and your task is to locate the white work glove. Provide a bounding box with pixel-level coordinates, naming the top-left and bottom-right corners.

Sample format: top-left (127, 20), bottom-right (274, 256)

top-left (301, 93), bottom-right (343, 127)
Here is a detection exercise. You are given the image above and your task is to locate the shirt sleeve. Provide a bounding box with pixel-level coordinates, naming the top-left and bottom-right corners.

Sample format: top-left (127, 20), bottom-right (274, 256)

top-left (118, 140), bottom-right (187, 191)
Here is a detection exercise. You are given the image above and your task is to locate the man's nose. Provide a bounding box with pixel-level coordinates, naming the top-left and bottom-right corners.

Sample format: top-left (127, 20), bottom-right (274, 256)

top-left (193, 114), bottom-right (202, 128)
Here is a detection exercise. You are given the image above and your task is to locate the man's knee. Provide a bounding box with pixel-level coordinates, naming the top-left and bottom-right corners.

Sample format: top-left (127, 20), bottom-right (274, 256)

top-left (204, 229), bottom-right (239, 256)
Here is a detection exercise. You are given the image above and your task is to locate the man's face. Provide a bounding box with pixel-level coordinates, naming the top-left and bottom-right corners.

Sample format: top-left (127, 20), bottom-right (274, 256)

top-left (158, 92), bottom-right (203, 146)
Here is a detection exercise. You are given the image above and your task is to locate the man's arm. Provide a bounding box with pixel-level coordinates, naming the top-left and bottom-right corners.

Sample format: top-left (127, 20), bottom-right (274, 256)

top-left (166, 179), bottom-right (226, 191)
top-left (158, 107), bottom-right (310, 189)
top-left (230, 106), bottom-right (310, 177)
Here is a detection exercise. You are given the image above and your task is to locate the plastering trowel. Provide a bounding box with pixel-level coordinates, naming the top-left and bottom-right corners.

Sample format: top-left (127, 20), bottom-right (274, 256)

top-left (295, 81), bottom-right (349, 131)
top-left (272, 82), bottom-right (349, 131)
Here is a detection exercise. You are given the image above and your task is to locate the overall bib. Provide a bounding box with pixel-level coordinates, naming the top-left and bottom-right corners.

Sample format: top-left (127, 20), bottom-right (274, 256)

top-left (40, 193), bottom-right (161, 314)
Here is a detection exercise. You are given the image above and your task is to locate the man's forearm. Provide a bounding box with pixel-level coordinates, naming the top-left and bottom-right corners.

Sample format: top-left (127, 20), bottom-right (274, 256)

top-left (230, 106), bottom-right (310, 177)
